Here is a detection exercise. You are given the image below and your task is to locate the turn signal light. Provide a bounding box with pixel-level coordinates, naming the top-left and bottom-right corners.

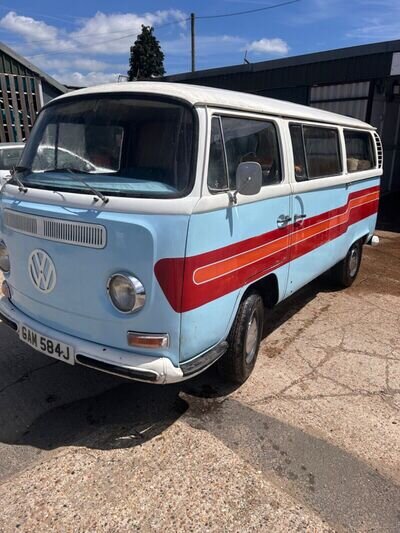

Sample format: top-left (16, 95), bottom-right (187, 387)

top-left (2, 280), bottom-right (11, 300)
top-left (127, 332), bottom-right (169, 349)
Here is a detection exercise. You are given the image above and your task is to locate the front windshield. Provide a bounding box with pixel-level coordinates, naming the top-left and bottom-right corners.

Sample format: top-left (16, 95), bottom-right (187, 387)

top-left (0, 147), bottom-right (24, 170)
top-left (19, 96), bottom-right (196, 198)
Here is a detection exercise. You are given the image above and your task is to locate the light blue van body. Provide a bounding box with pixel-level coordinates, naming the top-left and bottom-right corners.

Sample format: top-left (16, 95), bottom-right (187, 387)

top-left (0, 83), bottom-right (382, 383)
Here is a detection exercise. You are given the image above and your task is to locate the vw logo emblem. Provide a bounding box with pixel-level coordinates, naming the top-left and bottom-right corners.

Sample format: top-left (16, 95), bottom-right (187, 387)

top-left (28, 250), bottom-right (57, 294)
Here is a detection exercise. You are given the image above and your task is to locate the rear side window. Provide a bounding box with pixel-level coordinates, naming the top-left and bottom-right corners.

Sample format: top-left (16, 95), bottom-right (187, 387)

top-left (290, 124), bottom-right (342, 180)
top-left (221, 117), bottom-right (281, 189)
top-left (303, 126), bottom-right (342, 178)
top-left (344, 130), bottom-right (375, 172)
top-left (207, 117), bottom-right (228, 192)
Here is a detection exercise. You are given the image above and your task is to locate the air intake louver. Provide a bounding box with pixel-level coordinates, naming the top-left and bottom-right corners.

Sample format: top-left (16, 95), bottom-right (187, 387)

top-left (3, 209), bottom-right (38, 235)
top-left (3, 210), bottom-right (106, 249)
top-left (373, 132), bottom-right (383, 169)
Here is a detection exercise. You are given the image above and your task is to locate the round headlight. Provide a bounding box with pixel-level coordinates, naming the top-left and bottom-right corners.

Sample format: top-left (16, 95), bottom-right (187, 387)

top-left (107, 273), bottom-right (145, 313)
top-left (0, 241), bottom-right (10, 273)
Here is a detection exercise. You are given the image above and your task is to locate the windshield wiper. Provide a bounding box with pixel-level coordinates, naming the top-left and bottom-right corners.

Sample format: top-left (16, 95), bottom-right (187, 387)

top-left (3, 166), bottom-right (29, 193)
top-left (45, 167), bottom-right (109, 204)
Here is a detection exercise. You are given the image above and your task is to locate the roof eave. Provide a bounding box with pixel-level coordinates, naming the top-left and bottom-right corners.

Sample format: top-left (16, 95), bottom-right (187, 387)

top-left (0, 41), bottom-right (67, 93)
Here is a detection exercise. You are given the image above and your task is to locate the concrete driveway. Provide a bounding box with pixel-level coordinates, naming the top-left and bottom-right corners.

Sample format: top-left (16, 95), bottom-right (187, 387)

top-left (0, 231), bottom-right (399, 532)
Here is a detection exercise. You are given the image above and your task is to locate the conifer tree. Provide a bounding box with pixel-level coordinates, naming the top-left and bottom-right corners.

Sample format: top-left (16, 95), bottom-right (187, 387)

top-left (127, 25), bottom-right (165, 80)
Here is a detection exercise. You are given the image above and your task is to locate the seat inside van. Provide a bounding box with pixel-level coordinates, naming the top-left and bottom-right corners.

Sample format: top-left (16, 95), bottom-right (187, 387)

top-left (133, 121), bottom-right (174, 183)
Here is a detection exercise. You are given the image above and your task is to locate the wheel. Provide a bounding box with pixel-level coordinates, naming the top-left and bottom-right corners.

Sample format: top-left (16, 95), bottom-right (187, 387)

top-left (330, 239), bottom-right (363, 288)
top-left (217, 291), bottom-right (264, 385)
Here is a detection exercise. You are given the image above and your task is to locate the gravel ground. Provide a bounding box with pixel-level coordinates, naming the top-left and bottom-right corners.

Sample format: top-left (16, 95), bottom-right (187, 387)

top-left (0, 230), bottom-right (399, 532)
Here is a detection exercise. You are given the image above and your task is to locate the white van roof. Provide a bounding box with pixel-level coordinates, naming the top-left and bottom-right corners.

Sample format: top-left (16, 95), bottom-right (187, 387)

top-left (54, 81), bottom-right (373, 130)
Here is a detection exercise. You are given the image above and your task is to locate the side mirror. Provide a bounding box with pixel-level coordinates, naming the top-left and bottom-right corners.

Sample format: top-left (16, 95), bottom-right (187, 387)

top-left (236, 162), bottom-right (262, 197)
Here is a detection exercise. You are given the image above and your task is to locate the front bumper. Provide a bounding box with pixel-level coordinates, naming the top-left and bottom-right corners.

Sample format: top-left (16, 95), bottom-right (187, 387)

top-left (0, 297), bottom-right (183, 384)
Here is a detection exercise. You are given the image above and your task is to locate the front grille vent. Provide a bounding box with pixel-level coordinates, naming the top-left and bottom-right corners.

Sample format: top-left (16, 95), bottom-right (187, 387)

top-left (3, 209), bottom-right (106, 249)
top-left (3, 209), bottom-right (38, 235)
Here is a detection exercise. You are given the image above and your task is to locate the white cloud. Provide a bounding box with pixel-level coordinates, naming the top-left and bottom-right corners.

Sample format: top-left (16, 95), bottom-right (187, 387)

top-left (346, 17), bottom-right (400, 41)
top-left (0, 11), bottom-right (75, 52)
top-left (72, 58), bottom-right (110, 72)
top-left (0, 8), bottom-right (290, 85)
top-left (34, 56), bottom-right (109, 73)
top-left (246, 38), bottom-right (289, 55)
top-left (0, 9), bottom-right (188, 55)
top-left (55, 71), bottom-right (121, 87)
top-left (70, 10), bottom-right (187, 55)
top-left (164, 34), bottom-right (245, 57)
top-left (286, 0), bottom-right (346, 26)
top-left (0, 9), bottom-right (188, 85)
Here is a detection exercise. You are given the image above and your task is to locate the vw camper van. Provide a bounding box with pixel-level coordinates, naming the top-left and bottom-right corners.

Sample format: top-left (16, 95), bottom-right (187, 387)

top-left (0, 83), bottom-right (382, 385)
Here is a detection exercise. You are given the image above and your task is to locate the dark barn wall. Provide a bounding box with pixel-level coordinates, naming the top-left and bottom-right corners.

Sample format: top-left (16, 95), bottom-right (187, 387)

top-left (167, 41), bottom-right (400, 193)
top-left (167, 49), bottom-right (393, 99)
top-left (0, 73), bottom-right (43, 142)
top-left (0, 49), bottom-right (34, 77)
top-left (42, 82), bottom-right (62, 104)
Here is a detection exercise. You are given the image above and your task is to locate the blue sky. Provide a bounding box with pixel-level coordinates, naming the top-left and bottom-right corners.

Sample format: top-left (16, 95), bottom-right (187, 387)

top-left (0, 1), bottom-right (398, 86)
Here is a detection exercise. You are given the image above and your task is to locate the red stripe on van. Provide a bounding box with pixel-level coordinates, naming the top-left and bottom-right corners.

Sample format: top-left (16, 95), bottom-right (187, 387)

top-left (154, 186), bottom-right (379, 312)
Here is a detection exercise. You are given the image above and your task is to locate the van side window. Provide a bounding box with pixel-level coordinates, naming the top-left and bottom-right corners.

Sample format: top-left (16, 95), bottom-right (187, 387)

top-left (207, 117), bottom-right (229, 192)
top-left (303, 126), bottom-right (342, 178)
top-left (221, 117), bottom-right (281, 189)
top-left (289, 124), bottom-right (307, 181)
top-left (344, 130), bottom-right (375, 172)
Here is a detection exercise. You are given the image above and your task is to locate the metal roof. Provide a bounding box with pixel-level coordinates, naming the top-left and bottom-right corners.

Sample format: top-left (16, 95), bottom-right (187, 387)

top-left (167, 39), bottom-right (400, 82)
top-left (53, 81), bottom-right (373, 129)
top-left (0, 41), bottom-right (66, 93)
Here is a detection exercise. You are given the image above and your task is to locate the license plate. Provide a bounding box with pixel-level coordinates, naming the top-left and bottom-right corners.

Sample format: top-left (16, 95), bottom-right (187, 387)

top-left (19, 325), bottom-right (75, 365)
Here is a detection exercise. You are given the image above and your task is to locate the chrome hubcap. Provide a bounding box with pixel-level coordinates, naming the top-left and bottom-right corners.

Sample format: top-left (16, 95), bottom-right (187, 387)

top-left (245, 312), bottom-right (259, 364)
top-left (349, 247), bottom-right (359, 277)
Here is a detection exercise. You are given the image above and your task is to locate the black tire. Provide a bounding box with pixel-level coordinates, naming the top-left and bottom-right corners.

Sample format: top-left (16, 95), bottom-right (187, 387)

top-left (330, 239), bottom-right (363, 288)
top-left (217, 291), bottom-right (264, 385)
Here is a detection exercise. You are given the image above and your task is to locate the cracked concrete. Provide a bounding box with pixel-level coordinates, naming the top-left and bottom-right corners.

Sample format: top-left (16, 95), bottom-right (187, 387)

top-left (0, 230), bottom-right (399, 532)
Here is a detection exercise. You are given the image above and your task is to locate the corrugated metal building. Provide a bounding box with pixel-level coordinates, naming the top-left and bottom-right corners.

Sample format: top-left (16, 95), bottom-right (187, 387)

top-left (0, 42), bottom-right (66, 143)
top-left (167, 39), bottom-right (400, 194)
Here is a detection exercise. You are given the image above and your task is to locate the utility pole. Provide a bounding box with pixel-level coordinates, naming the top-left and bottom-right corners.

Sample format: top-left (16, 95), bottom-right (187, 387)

top-left (191, 13), bottom-right (195, 72)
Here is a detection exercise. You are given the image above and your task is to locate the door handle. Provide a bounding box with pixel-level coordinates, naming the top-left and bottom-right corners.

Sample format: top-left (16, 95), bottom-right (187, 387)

top-left (277, 214), bottom-right (292, 228)
top-left (294, 213), bottom-right (307, 224)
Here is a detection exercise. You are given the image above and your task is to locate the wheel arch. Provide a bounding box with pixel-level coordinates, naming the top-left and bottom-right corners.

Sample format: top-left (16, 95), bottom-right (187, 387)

top-left (361, 232), bottom-right (372, 245)
top-left (244, 272), bottom-right (280, 309)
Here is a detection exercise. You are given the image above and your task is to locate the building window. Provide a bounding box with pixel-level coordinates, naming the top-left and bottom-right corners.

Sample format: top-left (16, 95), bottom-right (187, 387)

top-left (207, 117), bottom-right (229, 192)
top-left (221, 116), bottom-right (281, 189)
top-left (344, 130), bottom-right (375, 172)
top-left (289, 124), bottom-right (342, 180)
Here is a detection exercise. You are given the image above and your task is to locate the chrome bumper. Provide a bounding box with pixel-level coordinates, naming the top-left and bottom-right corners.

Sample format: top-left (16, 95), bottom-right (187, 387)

top-left (367, 234), bottom-right (380, 247)
top-left (0, 298), bottom-right (228, 384)
top-left (0, 297), bottom-right (183, 384)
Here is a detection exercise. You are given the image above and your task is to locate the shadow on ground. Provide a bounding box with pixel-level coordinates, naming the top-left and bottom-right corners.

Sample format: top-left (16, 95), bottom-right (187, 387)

top-left (0, 275), bottom-right (329, 452)
top-left (0, 266), bottom-right (399, 531)
top-left (184, 396), bottom-right (400, 532)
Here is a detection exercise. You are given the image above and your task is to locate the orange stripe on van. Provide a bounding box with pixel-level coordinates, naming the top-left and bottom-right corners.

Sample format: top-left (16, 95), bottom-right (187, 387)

top-left (154, 185), bottom-right (380, 312)
top-left (193, 233), bottom-right (290, 284)
top-left (291, 191), bottom-right (379, 245)
top-left (193, 190), bottom-right (379, 285)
